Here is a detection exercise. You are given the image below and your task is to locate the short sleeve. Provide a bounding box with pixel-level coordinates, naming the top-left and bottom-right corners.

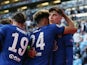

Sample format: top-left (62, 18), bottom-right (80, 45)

top-left (51, 24), bottom-right (65, 35)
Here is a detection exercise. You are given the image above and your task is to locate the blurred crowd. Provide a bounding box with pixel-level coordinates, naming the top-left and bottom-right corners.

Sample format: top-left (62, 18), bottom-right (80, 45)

top-left (73, 20), bottom-right (87, 65)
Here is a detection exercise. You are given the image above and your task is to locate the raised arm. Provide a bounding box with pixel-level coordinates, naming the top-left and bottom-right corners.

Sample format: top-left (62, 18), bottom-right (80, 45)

top-left (60, 9), bottom-right (77, 34)
top-left (62, 10), bottom-right (74, 27)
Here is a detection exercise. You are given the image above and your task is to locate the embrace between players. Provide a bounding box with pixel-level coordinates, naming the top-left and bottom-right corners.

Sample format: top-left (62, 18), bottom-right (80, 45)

top-left (0, 7), bottom-right (77, 65)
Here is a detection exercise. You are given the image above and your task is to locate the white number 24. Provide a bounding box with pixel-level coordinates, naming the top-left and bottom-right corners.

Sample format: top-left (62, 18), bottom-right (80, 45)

top-left (8, 33), bottom-right (28, 56)
top-left (31, 32), bottom-right (45, 56)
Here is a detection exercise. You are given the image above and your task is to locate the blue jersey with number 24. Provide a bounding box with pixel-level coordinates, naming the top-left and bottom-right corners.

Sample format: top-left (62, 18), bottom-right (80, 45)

top-left (25, 24), bottom-right (64, 65)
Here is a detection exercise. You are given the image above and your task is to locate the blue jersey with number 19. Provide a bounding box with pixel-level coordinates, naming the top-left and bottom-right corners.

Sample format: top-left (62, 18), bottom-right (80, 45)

top-left (25, 24), bottom-right (64, 65)
top-left (0, 24), bottom-right (29, 65)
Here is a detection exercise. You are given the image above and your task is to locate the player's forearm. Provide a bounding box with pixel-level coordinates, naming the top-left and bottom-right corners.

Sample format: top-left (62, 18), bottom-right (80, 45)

top-left (64, 26), bottom-right (77, 34)
top-left (63, 14), bottom-right (74, 27)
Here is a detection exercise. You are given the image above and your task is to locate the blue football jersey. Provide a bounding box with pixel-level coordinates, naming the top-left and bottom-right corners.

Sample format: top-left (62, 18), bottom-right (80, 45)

top-left (25, 24), bottom-right (64, 65)
top-left (62, 34), bottom-right (73, 65)
top-left (53, 34), bottom-right (73, 65)
top-left (0, 24), bottom-right (3, 27)
top-left (0, 24), bottom-right (29, 65)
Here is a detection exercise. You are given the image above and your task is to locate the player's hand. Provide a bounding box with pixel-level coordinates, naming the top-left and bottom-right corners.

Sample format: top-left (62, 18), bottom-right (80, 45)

top-left (58, 8), bottom-right (66, 17)
top-left (28, 47), bottom-right (37, 58)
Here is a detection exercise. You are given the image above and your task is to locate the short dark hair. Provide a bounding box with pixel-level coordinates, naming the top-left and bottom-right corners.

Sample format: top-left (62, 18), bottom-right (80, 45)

top-left (49, 7), bottom-right (62, 15)
top-left (12, 12), bottom-right (26, 23)
top-left (0, 19), bottom-right (11, 24)
top-left (33, 10), bottom-right (49, 24)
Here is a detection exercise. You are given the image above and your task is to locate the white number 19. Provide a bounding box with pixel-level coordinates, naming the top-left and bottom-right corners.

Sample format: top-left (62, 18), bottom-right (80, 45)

top-left (8, 33), bottom-right (28, 56)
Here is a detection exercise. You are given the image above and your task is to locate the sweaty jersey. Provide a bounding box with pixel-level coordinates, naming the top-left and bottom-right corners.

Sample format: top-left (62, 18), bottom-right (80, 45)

top-left (53, 34), bottom-right (73, 65)
top-left (0, 24), bottom-right (29, 65)
top-left (25, 24), bottom-right (64, 65)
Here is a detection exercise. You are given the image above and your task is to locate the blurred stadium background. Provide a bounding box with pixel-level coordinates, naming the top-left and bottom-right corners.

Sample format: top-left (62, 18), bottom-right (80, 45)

top-left (0, 0), bottom-right (87, 65)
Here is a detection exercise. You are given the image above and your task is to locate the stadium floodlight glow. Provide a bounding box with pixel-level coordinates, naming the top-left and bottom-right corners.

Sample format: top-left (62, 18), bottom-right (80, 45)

top-left (53, 0), bottom-right (61, 4)
top-left (21, 6), bottom-right (27, 10)
top-left (41, 2), bottom-right (49, 6)
top-left (4, 10), bottom-right (9, 13)
top-left (14, 0), bottom-right (19, 2)
top-left (4, 1), bottom-right (10, 4)
top-left (37, 2), bottom-right (49, 7)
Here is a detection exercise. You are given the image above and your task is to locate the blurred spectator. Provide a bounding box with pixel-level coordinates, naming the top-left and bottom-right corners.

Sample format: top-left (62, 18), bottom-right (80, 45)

top-left (73, 31), bottom-right (82, 44)
top-left (82, 46), bottom-right (87, 65)
top-left (73, 54), bottom-right (82, 65)
top-left (73, 43), bottom-right (81, 55)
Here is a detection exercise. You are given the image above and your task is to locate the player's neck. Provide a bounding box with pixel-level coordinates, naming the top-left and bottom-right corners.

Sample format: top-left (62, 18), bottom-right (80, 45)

top-left (12, 22), bottom-right (25, 30)
top-left (37, 23), bottom-right (46, 28)
top-left (37, 21), bottom-right (48, 28)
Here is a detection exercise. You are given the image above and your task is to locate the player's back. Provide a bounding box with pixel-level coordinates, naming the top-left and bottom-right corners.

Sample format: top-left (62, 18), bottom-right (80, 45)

top-left (0, 24), bottom-right (29, 65)
top-left (25, 24), bottom-right (64, 65)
